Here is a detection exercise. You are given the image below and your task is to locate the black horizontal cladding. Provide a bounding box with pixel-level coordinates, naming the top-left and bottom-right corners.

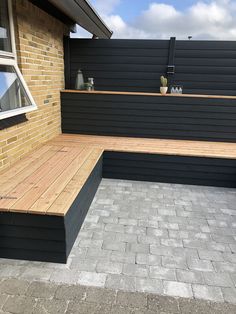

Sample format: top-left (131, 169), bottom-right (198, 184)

top-left (69, 39), bottom-right (169, 92)
top-left (61, 92), bottom-right (236, 142)
top-left (67, 38), bottom-right (236, 95)
top-left (103, 151), bottom-right (236, 188)
top-left (64, 156), bottom-right (102, 257)
top-left (0, 212), bottom-right (66, 263)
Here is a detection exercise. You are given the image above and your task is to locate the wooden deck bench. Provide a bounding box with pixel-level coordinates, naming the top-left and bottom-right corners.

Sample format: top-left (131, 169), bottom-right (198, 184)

top-left (1, 134), bottom-right (236, 263)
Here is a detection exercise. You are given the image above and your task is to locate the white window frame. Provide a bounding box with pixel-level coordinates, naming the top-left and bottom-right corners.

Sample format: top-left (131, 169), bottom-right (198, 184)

top-left (0, 0), bottom-right (37, 120)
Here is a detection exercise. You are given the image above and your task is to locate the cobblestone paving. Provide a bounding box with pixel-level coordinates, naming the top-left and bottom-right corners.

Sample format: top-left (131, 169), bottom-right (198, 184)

top-left (1, 279), bottom-right (236, 314)
top-left (1, 179), bottom-right (236, 307)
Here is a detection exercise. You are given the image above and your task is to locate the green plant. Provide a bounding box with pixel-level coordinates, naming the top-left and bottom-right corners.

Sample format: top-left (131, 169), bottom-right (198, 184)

top-left (160, 76), bottom-right (168, 87)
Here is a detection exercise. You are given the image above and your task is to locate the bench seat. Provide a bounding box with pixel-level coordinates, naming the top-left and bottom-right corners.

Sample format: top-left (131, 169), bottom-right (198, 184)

top-left (1, 134), bottom-right (236, 263)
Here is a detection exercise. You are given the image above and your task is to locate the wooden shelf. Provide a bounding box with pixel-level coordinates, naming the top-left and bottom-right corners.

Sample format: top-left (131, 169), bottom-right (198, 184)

top-left (61, 89), bottom-right (236, 100)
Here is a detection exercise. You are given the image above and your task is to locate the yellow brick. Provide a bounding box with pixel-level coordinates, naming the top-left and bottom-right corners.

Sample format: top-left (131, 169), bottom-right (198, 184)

top-left (0, 0), bottom-right (70, 173)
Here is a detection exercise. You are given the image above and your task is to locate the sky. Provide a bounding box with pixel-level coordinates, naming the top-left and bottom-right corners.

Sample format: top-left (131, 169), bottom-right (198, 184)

top-left (74, 0), bottom-right (236, 40)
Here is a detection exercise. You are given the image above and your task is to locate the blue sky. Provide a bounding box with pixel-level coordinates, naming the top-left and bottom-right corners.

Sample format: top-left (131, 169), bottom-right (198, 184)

top-left (91, 0), bottom-right (198, 22)
top-left (78, 0), bottom-right (236, 40)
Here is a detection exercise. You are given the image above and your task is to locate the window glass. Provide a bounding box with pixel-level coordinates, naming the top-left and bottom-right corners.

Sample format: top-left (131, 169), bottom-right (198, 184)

top-left (0, 65), bottom-right (31, 113)
top-left (0, 0), bottom-right (11, 52)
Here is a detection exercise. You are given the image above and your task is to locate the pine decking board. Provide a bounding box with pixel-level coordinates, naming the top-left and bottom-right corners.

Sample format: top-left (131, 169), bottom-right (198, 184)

top-left (1, 134), bottom-right (236, 216)
top-left (50, 134), bottom-right (236, 159)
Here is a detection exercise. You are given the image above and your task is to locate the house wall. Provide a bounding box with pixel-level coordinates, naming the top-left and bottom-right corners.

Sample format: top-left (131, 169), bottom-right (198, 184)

top-left (0, 0), bottom-right (70, 172)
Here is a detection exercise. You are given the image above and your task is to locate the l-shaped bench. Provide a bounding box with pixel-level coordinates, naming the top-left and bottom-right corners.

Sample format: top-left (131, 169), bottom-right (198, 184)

top-left (1, 134), bottom-right (236, 263)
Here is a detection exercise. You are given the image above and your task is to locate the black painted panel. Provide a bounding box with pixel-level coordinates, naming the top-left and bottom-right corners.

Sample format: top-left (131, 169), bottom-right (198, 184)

top-left (65, 157), bottom-right (102, 257)
top-left (61, 92), bottom-right (236, 142)
top-left (68, 38), bottom-right (236, 95)
top-left (103, 151), bottom-right (236, 188)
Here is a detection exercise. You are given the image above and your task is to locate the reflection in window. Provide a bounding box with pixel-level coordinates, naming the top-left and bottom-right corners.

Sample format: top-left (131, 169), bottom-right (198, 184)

top-left (0, 0), bottom-right (11, 52)
top-left (0, 65), bottom-right (31, 113)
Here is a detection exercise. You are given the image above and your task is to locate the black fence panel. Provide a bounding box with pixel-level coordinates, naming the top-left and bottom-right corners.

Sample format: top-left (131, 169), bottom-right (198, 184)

top-left (61, 92), bottom-right (236, 142)
top-left (65, 38), bottom-right (236, 96)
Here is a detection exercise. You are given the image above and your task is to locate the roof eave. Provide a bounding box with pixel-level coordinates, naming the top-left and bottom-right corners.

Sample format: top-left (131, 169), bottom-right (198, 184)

top-left (48, 0), bottom-right (113, 39)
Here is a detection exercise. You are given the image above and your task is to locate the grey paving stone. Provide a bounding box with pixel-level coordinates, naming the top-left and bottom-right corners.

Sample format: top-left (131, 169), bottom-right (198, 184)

top-left (183, 239), bottom-right (207, 249)
top-left (26, 281), bottom-right (57, 299)
top-left (163, 281), bottom-right (193, 298)
top-left (116, 290), bottom-right (147, 308)
top-left (0, 265), bottom-right (24, 279)
top-left (159, 222), bottom-right (179, 230)
top-left (136, 278), bottom-right (163, 294)
top-left (0, 279), bottom-right (29, 295)
top-left (33, 299), bottom-right (67, 314)
top-left (50, 269), bottom-right (80, 284)
top-left (223, 252), bottom-right (236, 263)
top-left (127, 243), bottom-right (149, 254)
top-left (79, 239), bottom-right (103, 249)
top-left (119, 218), bottom-right (137, 226)
top-left (187, 258), bottom-right (214, 272)
top-left (55, 284), bottom-right (86, 301)
top-left (105, 224), bottom-right (125, 233)
top-left (115, 233), bottom-right (137, 243)
top-left (125, 226), bottom-right (146, 235)
top-left (161, 256), bottom-right (187, 270)
top-left (20, 267), bottom-right (52, 281)
top-left (3, 295), bottom-right (36, 314)
top-left (138, 220), bottom-right (159, 228)
top-left (110, 305), bottom-right (133, 314)
top-left (78, 272), bottom-right (107, 288)
top-left (110, 251), bottom-right (136, 264)
top-left (207, 241), bottom-right (231, 252)
top-left (161, 238), bottom-right (183, 248)
top-left (70, 258), bottom-right (97, 272)
top-left (136, 253), bottom-right (161, 266)
top-left (96, 261), bottom-right (123, 274)
top-left (176, 269), bottom-right (204, 284)
top-left (213, 261), bottom-right (236, 273)
top-left (203, 272), bottom-right (234, 287)
top-left (147, 228), bottom-right (168, 238)
top-left (149, 266), bottom-right (176, 281)
top-left (198, 249), bottom-right (224, 262)
top-left (192, 284), bottom-right (224, 302)
top-left (168, 230), bottom-right (189, 239)
top-left (66, 300), bottom-right (103, 314)
top-left (212, 234), bottom-right (236, 244)
top-left (105, 275), bottom-right (136, 292)
top-left (86, 248), bottom-right (111, 259)
top-left (85, 287), bottom-right (116, 304)
top-left (137, 235), bottom-right (160, 245)
top-left (0, 294), bottom-right (8, 310)
top-left (102, 240), bottom-right (126, 252)
top-left (222, 287), bottom-right (236, 304)
top-left (122, 264), bottom-right (148, 278)
top-left (147, 294), bottom-right (180, 313)
top-left (150, 245), bottom-right (174, 256)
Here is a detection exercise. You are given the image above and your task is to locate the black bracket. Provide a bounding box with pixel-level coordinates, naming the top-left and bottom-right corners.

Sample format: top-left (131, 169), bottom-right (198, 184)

top-left (167, 65), bottom-right (175, 75)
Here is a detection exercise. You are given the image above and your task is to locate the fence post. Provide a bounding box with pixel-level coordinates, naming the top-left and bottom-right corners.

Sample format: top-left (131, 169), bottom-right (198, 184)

top-left (167, 37), bottom-right (176, 88)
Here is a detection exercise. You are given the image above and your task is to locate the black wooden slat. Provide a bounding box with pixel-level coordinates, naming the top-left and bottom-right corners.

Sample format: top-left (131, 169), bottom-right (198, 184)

top-left (69, 39), bottom-right (236, 95)
top-left (103, 152), bottom-right (236, 188)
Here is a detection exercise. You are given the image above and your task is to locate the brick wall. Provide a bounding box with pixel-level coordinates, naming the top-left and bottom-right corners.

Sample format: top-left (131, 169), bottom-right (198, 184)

top-left (0, 0), bottom-right (70, 172)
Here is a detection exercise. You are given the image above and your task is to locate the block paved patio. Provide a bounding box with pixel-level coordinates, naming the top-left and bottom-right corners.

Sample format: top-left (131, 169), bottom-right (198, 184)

top-left (1, 179), bottom-right (236, 309)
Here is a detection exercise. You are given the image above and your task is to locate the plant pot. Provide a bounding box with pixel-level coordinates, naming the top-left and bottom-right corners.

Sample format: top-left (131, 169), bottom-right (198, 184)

top-left (160, 87), bottom-right (168, 95)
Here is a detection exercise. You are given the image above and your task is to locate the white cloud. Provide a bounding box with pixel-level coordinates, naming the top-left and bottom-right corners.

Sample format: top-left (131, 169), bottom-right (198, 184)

top-left (73, 0), bottom-right (236, 40)
top-left (89, 0), bottom-right (121, 15)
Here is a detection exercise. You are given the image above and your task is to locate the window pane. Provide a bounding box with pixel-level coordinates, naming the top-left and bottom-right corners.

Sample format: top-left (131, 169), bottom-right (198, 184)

top-left (0, 0), bottom-right (11, 52)
top-left (0, 65), bottom-right (31, 113)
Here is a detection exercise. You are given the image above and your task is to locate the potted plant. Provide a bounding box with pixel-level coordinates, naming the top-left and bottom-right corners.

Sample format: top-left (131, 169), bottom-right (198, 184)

top-left (160, 76), bottom-right (168, 95)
